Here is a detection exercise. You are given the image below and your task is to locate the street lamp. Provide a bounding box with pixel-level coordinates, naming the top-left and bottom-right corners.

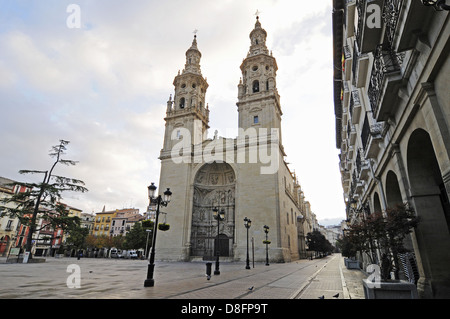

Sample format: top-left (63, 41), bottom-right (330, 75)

top-left (144, 183), bottom-right (172, 287)
top-left (263, 225), bottom-right (270, 266)
top-left (244, 217), bottom-right (252, 269)
top-left (212, 207), bottom-right (225, 275)
top-left (144, 229), bottom-right (152, 259)
top-left (421, 0), bottom-right (450, 11)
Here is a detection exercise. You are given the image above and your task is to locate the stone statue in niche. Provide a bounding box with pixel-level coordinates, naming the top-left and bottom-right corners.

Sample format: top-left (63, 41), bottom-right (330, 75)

top-left (210, 174), bottom-right (219, 185)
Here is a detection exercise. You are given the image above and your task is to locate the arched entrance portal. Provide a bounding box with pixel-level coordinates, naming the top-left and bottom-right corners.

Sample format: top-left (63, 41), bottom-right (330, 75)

top-left (190, 162), bottom-right (235, 260)
top-left (407, 128), bottom-right (450, 297)
top-left (386, 170), bottom-right (403, 208)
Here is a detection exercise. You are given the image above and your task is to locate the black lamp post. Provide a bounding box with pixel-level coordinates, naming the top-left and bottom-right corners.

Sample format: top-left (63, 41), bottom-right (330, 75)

top-left (263, 225), bottom-right (270, 266)
top-left (212, 207), bottom-right (225, 275)
top-left (421, 0), bottom-right (450, 10)
top-left (244, 217), bottom-right (252, 269)
top-left (144, 183), bottom-right (172, 287)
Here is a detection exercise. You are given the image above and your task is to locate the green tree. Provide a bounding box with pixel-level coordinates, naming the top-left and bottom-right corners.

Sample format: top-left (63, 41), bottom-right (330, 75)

top-left (66, 224), bottom-right (89, 251)
top-left (124, 222), bottom-right (147, 250)
top-left (1, 140), bottom-right (88, 258)
top-left (112, 235), bottom-right (125, 250)
top-left (306, 229), bottom-right (333, 257)
top-left (344, 203), bottom-right (419, 280)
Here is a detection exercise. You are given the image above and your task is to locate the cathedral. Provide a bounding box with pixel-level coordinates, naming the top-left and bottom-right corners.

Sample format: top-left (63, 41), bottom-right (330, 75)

top-left (155, 17), bottom-right (307, 263)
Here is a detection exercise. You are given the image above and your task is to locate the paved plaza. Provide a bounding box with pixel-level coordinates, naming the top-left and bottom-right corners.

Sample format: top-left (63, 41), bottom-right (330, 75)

top-left (0, 253), bottom-right (366, 300)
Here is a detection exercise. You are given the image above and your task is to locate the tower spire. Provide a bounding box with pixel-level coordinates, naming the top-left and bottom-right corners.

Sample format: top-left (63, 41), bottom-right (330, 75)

top-left (184, 33), bottom-right (202, 75)
top-left (248, 15), bottom-right (268, 57)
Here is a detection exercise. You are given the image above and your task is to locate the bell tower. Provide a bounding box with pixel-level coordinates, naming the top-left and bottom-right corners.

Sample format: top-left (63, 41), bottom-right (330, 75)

top-left (237, 16), bottom-right (282, 143)
top-left (161, 35), bottom-right (210, 155)
top-left (157, 35), bottom-right (210, 261)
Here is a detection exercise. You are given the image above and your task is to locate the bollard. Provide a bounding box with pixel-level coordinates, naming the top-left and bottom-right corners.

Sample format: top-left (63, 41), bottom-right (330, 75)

top-left (206, 262), bottom-right (212, 280)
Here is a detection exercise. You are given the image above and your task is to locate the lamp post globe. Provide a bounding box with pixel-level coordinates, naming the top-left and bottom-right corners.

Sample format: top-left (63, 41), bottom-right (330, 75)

top-left (213, 207), bottom-right (225, 275)
top-left (263, 225), bottom-right (270, 266)
top-left (144, 183), bottom-right (172, 287)
top-left (421, 0), bottom-right (450, 10)
top-left (244, 217), bottom-right (252, 270)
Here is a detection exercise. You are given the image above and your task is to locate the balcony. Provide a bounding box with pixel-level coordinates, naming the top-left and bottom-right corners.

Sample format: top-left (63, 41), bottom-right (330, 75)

top-left (345, 0), bottom-right (356, 37)
top-left (364, 122), bottom-right (386, 158)
top-left (343, 46), bottom-right (352, 81)
top-left (368, 44), bottom-right (405, 121)
top-left (386, 0), bottom-right (432, 52)
top-left (352, 41), bottom-right (370, 88)
top-left (348, 123), bottom-right (357, 146)
top-left (342, 138), bottom-right (348, 152)
top-left (342, 80), bottom-right (350, 109)
top-left (359, 161), bottom-right (370, 181)
top-left (355, 180), bottom-right (365, 195)
top-left (350, 90), bottom-right (362, 125)
top-left (348, 145), bottom-right (355, 159)
top-left (342, 172), bottom-right (351, 191)
top-left (342, 106), bottom-right (348, 124)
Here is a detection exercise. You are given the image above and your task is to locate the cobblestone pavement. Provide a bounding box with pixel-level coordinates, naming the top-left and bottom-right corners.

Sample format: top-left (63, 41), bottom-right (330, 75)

top-left (0, 253), bottom-right (366, 299)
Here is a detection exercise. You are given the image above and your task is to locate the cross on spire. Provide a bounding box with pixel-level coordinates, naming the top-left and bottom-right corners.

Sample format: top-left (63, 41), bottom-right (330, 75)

top-left (254, 9), bottom-right (261, 19)
top-left (193, 29), bottom-right (198, 37)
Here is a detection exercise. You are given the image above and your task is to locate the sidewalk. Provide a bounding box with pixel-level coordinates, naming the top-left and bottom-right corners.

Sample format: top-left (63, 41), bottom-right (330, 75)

top-left (339, 255), bottom-right (367, 299)
top-left (293, 253), bottom-right (366, 299)
top-left (0, 254), bottom-right (367, 299)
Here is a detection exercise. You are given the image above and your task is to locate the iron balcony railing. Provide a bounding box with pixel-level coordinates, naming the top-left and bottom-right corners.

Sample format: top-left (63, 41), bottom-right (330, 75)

top-left (382, 0), bottom-right (403, 48)
top-left (368, 43), bottom-right (405, 114)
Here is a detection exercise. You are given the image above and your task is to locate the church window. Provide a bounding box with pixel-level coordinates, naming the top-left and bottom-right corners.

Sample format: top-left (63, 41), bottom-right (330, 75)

top-left (192, 83), bottom-right (196, 88)
top-left (253, 116), bottom-right (259, 124)
top-left (252, 65), bottom-right (258, 71)
top-left (176, 130), bottom-right (181, 139)
top-left (181, 83), bottom-right (186, 89)
top-left (266, 81), bottom-right (269, 90)
top-left (179, 97), bottom-right (185, 109)
top-left (252, 80), bottom-right (259, 93)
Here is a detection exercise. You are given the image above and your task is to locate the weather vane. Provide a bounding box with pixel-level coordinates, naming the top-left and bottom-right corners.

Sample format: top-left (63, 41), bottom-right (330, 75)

top-left (193, 29), bottom-right (198, 37)
top-left (255, 9), bottom-right (261, 18)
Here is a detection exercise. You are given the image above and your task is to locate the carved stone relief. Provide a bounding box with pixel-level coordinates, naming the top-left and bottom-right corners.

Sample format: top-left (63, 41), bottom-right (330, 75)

top-left (190, 162), bottom-right (236, 258)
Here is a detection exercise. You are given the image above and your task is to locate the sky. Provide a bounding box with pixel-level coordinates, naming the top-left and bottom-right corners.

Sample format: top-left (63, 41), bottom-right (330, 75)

top-left (0, 0), bottom-right (346, 226)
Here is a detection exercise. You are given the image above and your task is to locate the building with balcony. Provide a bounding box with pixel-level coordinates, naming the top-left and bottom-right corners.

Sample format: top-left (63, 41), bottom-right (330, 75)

top-left (80, 212), bottom-right (95, 235)
top-left (333, 0), bottom-right (450, 298)
top-left (0, 177), bottom-right (31, 256)
top-left (110, 208), bottom-right (141, 237)
top-left (93, 207), bottom-right (141, 237)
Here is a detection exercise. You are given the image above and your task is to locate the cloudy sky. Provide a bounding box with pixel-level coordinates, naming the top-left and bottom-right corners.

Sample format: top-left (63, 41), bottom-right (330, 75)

top-left (0, 0), bottom-right (345, 226)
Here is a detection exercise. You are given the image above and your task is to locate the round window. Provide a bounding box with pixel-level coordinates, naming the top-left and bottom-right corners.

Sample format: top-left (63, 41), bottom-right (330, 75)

top-left (252, 65), bottom-right (258, 71)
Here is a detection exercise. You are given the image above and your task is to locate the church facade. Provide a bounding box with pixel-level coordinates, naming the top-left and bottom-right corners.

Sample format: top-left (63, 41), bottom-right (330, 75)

top-left (155, 18), bottom-right (309, 263)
